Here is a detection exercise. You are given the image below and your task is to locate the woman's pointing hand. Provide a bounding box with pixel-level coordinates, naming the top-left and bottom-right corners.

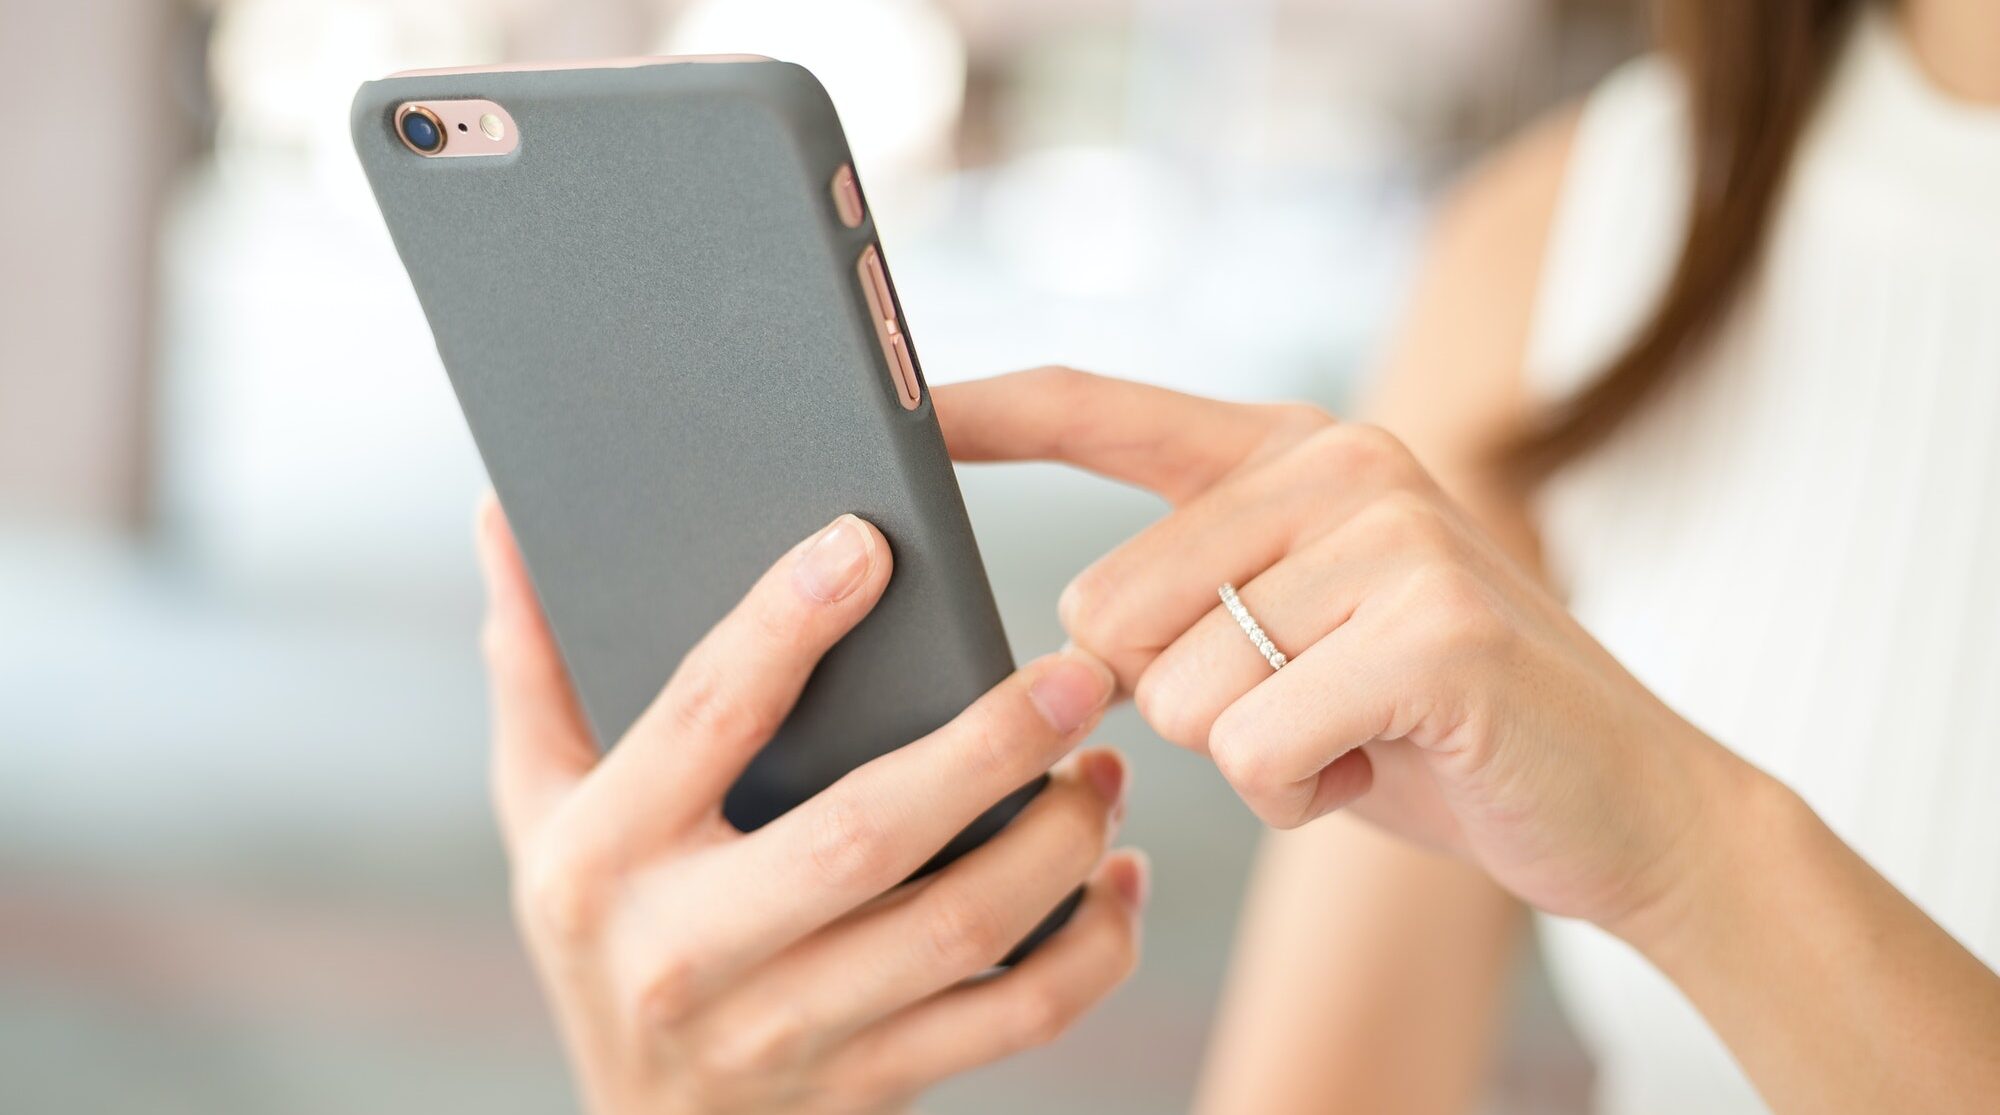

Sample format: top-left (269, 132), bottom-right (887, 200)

top-left (936, 367), bottom-right (1752, 943)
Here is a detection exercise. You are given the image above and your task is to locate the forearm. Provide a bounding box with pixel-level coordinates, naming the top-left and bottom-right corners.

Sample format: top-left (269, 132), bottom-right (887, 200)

top-left (1196, 816), bottom-right (1523, 1115)
top-left (1615, 755), bottom-right (2000, 1113)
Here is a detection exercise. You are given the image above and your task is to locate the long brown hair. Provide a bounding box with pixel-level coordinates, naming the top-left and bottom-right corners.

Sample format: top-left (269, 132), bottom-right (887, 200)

top-left (1504, 0), bottom-right (1866, 482)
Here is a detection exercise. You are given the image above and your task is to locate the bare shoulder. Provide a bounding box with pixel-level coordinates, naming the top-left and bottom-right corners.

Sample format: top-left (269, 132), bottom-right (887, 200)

top-left (1365, 106), bottom-right (1581, 442)
top-left (1431, 106), bottom-right (1583, 281)
top-left (1363, 106), bottom-right (1583, 557)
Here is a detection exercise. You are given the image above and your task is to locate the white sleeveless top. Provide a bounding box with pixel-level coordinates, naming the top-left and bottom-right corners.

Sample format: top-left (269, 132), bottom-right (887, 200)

top-left (1527, 12), bottom-right (2000, 1114)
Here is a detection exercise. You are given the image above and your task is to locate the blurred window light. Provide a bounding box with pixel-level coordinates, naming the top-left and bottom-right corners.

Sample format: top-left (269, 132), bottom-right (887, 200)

top-left (979, 145), bottom-right (1197, 298)
top-left (207, 0), bottom-right (500, 179)
top-left (660, 0), bottom-right (966, 185)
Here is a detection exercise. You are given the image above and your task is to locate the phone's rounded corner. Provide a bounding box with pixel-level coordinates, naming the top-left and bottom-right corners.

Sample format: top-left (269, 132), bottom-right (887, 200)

top-left (348, 82), bottom-right (389, 153)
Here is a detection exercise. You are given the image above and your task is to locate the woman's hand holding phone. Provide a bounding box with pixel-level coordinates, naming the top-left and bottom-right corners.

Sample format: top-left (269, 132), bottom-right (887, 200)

top-left (935, 368), bottom-right (1758, 952)
top-left (475, 496), bottom-right (1146, 1115)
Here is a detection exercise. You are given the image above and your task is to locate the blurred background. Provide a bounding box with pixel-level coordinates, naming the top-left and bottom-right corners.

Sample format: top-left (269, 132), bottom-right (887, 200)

top-left (0, 0), bottom-right (1647, 1110)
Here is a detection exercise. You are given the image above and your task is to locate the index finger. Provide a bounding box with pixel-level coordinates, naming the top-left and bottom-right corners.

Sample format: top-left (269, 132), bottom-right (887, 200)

top-left (476, 493), bottom-right (598, 854)
top-left (932, 367), bottom-right (1290, 504)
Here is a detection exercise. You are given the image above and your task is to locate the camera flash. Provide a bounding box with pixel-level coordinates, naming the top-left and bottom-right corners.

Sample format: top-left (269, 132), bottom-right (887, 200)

top-left (479, 113), bottom-right (505, 141)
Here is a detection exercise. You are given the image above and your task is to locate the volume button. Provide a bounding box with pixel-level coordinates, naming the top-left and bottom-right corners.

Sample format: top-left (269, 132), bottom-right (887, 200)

top-left (860, 245), bottom-right (896, 321)
top-left (857, 245), bottom-right (921, 410)
top-left (831, 164), bottom-right (866, 228)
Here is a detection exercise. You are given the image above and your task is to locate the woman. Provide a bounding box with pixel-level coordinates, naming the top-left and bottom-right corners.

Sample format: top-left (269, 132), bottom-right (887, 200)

top-left (474, 0), bottom-right (2000, 1110)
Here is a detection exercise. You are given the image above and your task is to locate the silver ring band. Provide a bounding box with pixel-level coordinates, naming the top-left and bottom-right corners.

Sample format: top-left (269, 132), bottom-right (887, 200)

top-left (1218, 583), bottom-right (1288, 671)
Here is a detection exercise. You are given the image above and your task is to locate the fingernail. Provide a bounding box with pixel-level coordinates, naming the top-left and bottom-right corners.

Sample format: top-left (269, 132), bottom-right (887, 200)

top-left (1111, 850), bottom-right (1150, 910)
top-left (1029, 653), bottom-right (1114, 735)
top-left (794, 515), bottom-right (873, 603)
top-left (1057, 580), bottom-right (1087, 625)
top-left (1082, 749), bottom-right (1126, 805)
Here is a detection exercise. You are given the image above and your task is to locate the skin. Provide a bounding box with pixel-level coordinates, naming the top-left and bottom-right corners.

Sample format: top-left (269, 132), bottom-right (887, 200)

top-left (482, 4), bottom-right (2000, 1111)
top-left (935, 359), bottom-right (2000, 1111)
top-left (1189, 107), bottom-right (1578, 1115)
top-left (475, 497), bottom-right (1147, 1115)
top-left (1904, 0), bottom-right (2000, 100)
top-left (935, 368), bottom-right (1732, 920)
top-left (927, 3), bottom-right (2000, 1110)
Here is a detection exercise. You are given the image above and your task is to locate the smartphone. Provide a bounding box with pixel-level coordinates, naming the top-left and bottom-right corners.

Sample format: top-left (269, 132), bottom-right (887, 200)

top-left (351, 56), bottom-right (1077, 958)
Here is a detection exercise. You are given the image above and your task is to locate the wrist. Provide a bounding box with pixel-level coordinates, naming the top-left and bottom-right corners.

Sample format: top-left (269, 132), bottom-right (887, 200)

top-left (1603, 742), bottom-right (1807, 968)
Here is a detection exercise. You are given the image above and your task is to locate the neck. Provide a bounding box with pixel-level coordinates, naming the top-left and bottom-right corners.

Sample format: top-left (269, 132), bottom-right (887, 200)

top-left (1901, 0), bottom-right (2000, 102)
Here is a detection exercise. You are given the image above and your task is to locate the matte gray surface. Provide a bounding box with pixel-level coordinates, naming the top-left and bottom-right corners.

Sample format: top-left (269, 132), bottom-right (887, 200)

top-left (349, 61), bottom-right (1033, 855)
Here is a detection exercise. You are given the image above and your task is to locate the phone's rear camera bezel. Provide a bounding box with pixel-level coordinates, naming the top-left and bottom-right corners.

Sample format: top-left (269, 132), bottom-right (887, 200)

top-left (395, 105), bottom-right (447, 156)
top-left (389, 99), bottom-right (518, 160)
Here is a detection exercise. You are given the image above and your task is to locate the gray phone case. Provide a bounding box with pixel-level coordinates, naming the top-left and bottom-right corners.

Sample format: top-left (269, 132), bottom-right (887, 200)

top-left (352, 60), bottom-right (1076, 955)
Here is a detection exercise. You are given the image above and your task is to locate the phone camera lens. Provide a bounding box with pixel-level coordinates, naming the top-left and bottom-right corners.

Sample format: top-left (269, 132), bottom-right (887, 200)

top-left (398, 107), bottom-right (445, 155)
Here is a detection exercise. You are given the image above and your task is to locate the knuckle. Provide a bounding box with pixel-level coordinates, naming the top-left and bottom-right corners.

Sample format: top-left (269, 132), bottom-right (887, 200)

top-left (1023, 364), bottom-right (1093, 397)
top-left (1207, 715), bottom-right (1272, 797)
top-left (1350, 489), bottom-right (1452, 555)
top-left (954, 709), bottom-right (1023, 783)
top-left (665, 663), bottom-right (776, 745)
top-left (685, 1038), bottom-right (748, 1094)
top-left (1010, 984), bottom-right (1075, 1049)
top-left (633, 945), bottom-right (702, 1029)
top-left (921, 884), bottom-right (1007, 971)
top-left (1347, 423), bottom-right (1417, 473)
top-left (1133, 662), bottom-right (1210, 750)
top-left (1256, 404), bottom-right (1339, 461)
top-left (1406, 563), bottom-right (1507, 653)
top-left (1265, 794), bottom-right (1316, 831)
top-left (513, 836), bottom-right (609, 948)
top-left (698, 1002), bottom-right (810, 1078)
top-left (807, 794), bottom-right (896, 891)
top-left (1262, 401), bottom-right (1337, 438)
top-left (1016, 365), bottom-right (1100, 420)
top-left (1303, 423), bottom-right (1416, 484)
top-left (1057, 566), bottom-right (1117, 649)
top-left (748, 592), bottom-right (804, 644)
top-left (1040, 787), bottom-right (1115, 873)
